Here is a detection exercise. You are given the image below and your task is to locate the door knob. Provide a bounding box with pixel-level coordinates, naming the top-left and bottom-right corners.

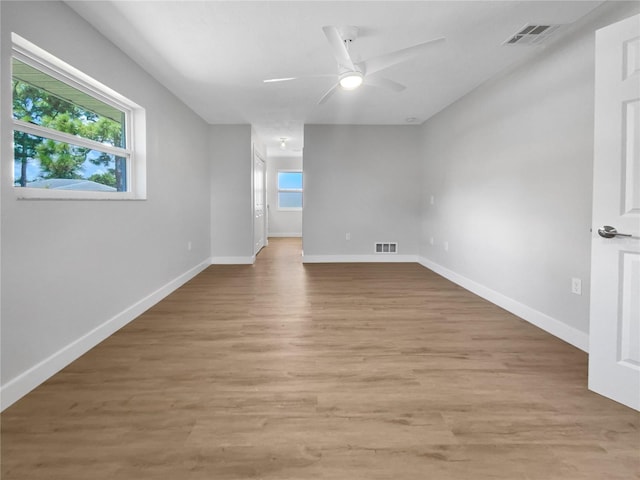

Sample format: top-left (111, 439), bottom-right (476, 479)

top-left (597, 225), bottom-right (632, 238)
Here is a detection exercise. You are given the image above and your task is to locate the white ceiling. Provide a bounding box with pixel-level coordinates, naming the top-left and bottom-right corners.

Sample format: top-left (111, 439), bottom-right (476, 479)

top-left (66, 1), bottom-right (604, 156)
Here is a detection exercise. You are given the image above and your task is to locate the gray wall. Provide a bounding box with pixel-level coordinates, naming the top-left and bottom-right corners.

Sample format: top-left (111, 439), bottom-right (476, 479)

top-left (1, 2), bottom-right (211, 390)
top-left (418, 1), bottom-right (640, 336)
top-left (267, 155), bottom-right (303, 237)
top-left (209, 125), bottom-right (253, 260)
top-left (303, 125), bottom-right (421, 257)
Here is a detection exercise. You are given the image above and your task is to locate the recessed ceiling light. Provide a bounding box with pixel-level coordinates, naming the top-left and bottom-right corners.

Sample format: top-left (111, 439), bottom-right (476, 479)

top-left (405, 117), bottom-right (417, 123)
top-left (280, 138), bottom-right (287, 149)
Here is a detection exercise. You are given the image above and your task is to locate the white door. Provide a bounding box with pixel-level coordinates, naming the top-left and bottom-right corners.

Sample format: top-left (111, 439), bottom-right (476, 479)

top-left (254, 153), bottom-right (266, 255)
top-left (589, 14), bottom-right (640, 411)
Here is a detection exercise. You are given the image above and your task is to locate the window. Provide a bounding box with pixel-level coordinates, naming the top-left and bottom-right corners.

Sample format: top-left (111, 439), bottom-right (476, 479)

top-left (10, 34), bottom-right (146, 199)
top-left (277, 170), bottom-right (303, 210)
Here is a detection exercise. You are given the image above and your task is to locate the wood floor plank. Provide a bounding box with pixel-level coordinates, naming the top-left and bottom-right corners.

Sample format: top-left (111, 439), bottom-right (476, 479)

top-left (1, 238), bottom-right (638, 479)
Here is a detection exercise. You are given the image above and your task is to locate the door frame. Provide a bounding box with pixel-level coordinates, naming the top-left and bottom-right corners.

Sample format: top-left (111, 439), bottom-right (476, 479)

top-left (253, 146), bottom-right (267, 256)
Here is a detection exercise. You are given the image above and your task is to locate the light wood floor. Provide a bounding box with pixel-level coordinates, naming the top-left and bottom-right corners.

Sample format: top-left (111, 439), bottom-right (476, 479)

top-left (1, 238), bottom-right (638, 479)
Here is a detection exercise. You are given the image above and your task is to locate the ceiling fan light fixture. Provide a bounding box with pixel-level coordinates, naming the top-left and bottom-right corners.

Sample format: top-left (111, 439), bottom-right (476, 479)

top-left (339, 71), bottom-right (364, 90)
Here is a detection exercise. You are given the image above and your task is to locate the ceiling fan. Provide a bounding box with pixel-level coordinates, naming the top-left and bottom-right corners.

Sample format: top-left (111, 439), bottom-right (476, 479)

top-left (264, 26), bottom-right (445, 105)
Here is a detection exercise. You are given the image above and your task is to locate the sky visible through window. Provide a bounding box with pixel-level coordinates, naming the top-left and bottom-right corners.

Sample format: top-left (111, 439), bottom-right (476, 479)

top-left (278, 171), bottom-right (302, 209)
top-left (278, 172), bottom-right (302, 189)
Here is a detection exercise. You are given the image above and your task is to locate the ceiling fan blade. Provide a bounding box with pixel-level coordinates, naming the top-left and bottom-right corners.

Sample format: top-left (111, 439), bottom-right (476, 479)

top-left (263, 73), bottom-right (336, 83)
top-left (322, 26), bottom-right (355, 71)
top-left (365, 76), bottom-right (406, 92)
top-left (318, 83), bottom-right (339, 105)
top-left (360, 37), bottom-right (445, 76)
top-left (263, 77), bottom-right (297, 83)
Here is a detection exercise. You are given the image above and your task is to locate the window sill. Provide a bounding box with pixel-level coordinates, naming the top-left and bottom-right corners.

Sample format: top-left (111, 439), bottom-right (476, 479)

top-left (14, 188), bottom-right (146, 201)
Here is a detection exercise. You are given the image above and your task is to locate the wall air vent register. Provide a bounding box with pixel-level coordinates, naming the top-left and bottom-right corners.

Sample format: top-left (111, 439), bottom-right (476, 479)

top-left (375, 242), bottom-right (398, 254)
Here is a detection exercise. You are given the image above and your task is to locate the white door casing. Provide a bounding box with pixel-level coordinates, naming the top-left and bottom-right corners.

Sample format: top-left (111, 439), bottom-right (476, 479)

top-left (589, 14), bottom-right (640, 411)
top-left (254, 152), bottom-right (266, 255)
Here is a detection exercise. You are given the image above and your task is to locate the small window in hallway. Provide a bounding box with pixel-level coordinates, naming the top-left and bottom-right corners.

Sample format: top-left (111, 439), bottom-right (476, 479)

top-left (277, 170), bottom-right (303, 210)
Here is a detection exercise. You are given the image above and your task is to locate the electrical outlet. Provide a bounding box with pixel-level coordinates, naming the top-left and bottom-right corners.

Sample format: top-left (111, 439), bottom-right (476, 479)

top-left (571, 277), bottom-right (582, 295)
top-left (430, 195), bottom-right (435, 205)
top-left (444, 241), bottom-right (449, 252)
top-left (187, 241), bottom-right (192, 251)
top-left (429, 237), bottom-right (434, 245)
top-left (346, 232), bottom-right (351, 241)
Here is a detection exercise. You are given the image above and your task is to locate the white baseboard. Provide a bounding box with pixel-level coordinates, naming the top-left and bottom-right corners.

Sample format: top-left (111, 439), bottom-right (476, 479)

top-left (303, 254), bottom-right (419, 263)
top-left (0, 259), bottom-right (211, 412)
top-left (210, 256), bottom-right (255, 265)
top-left (268, 233), bottom-right (302, 238)
top-left (417, 256), bottom-right (589, 352)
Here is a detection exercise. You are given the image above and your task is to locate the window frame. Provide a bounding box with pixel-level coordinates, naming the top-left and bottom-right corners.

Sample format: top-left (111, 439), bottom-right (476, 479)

top-left (277, 170), bottom-right (303, 211)
top-left (10, 33), bottom-right (146, 200)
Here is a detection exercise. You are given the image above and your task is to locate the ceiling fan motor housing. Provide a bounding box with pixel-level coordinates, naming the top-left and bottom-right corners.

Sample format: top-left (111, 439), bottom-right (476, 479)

top-left (339, 25), bottom-right (359, 43)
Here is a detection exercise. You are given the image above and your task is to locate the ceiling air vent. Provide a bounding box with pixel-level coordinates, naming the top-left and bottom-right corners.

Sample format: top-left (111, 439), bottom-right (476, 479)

top-left (504, 24), bottom-right (560, 46)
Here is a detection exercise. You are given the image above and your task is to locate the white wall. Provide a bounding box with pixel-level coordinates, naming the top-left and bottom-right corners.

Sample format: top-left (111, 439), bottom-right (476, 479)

top-left (0, 1), bottom-right (212, 408)
top-left (267, 155), bottom-right (303, 237)
top-left (418, 1), bottom-right (640, 349)
top-left (209, 125), bottom-right (254, 263)
top-left (303, 125), bottom-right (421, 261)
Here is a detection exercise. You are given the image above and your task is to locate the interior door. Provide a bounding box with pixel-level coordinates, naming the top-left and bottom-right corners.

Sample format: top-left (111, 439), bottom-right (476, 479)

top-left (254, 153), bottom-right (266, 255)
top-left (589, 13), bottom-right (640, 411)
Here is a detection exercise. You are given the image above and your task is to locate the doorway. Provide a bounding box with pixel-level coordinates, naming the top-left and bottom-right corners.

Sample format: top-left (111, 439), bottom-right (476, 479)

top-left (266, 154), bottom-right (303, 239)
